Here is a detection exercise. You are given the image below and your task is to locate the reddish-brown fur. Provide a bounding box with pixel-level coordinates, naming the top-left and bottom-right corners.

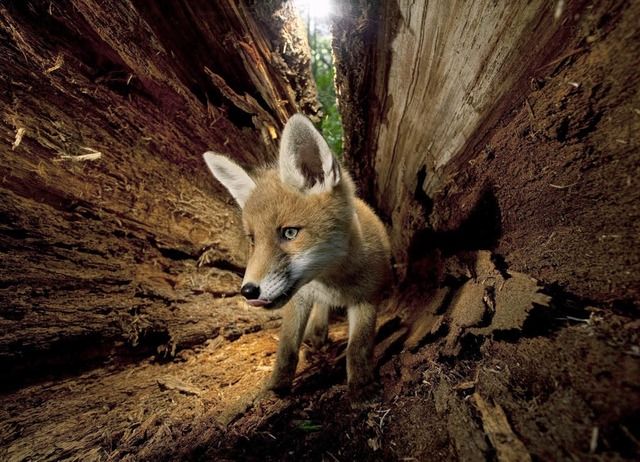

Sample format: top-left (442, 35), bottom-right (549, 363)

top-left (203, 115), bottom-right (391, 402)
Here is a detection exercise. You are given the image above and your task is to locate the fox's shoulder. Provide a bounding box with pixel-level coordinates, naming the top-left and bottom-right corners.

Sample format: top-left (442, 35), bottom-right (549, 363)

top-left (354, 198), bottom-right (391, 254)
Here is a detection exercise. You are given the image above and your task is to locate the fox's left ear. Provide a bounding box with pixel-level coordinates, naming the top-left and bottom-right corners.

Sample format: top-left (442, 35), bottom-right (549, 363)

top-left (279, 114), bottom-right (340, 193)
top-left (203, 152), bottom-right (256, 209)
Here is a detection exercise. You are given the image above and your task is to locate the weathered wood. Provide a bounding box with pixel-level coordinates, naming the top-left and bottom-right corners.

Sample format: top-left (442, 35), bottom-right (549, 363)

top-left (334, 0), bottom-right (640, 303)
top-left (473, 392), bottom-right (533, 462)
top-left (0, 0), bottom-right (317, 385)
top-left (338, 0), bottom-right (587, 247)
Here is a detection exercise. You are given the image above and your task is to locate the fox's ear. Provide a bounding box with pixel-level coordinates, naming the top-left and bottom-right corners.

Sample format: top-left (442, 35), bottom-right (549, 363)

top-left (203, 152), bottom-right (256, 208)
top-left (279, 114), bottom-right (340, 193)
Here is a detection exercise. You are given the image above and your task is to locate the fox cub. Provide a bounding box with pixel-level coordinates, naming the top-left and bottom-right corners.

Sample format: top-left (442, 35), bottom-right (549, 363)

top-left (203, 114), bottom-right (390, 401)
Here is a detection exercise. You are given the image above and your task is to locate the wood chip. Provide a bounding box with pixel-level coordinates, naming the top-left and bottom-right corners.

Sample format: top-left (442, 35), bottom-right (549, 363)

top-left (473, 392), bottom-right (532, 462)
top-left (12, 127), bottom-right (26, 150)
top-left (157, 376), bottom-right (202, 396)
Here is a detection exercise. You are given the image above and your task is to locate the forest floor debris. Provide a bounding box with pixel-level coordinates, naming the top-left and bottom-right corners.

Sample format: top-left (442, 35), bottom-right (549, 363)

top-left (1, 271), bottom-right (638, 461)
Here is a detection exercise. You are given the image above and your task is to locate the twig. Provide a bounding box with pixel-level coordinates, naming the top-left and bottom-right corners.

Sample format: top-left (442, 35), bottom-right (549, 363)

top-left (45, 54), bottom-right (64, 74)
top-left (620, 425), bottom-right (640, 449)
top-left (525, 98), bottom-right (535, 119)
top-left (589, 426), bottom-right (599, 453)
top-left (549, 182), bottom-right (578, 189)
top-left (473, 393), bottom-right (532, 462)
top-left (55, 147), bottom-right (103, 162)
top-left (12, 127), bottom-right (26, 150)
top-left (554, 316), bottom-right (590, 323)
top-left (259, 431), bottom-right (276, 440)
top-left (379, 408), bottom-right (391, 429)
top-left (326, 451), bottom-right (340, 462)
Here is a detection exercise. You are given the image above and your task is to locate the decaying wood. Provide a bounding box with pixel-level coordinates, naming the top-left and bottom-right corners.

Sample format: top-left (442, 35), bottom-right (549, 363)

top-left (1, 0), bottom-right (639, 460)
top-left (333, 0), bottom-right (640, 303)
top-left (0, 0), bottom-right (315, 386)
top-left (157, 375), bottom-right (203, 396)
top-left (473, 393), bottom-right (533, 462)
top-left (335, 1), bottom-right (582, 205)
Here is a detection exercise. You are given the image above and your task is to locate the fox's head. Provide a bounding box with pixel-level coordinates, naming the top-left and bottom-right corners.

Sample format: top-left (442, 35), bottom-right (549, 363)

top-left (203, 114), bottom-right (355, 309)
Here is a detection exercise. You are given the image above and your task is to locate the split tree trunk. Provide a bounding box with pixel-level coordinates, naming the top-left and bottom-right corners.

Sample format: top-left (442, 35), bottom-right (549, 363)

top-left (0, 0), bottom-right (317, 388)
top-left (334, 0), bottom-right (639, 305)
top-left (1, 0), bottom-right (639, 460)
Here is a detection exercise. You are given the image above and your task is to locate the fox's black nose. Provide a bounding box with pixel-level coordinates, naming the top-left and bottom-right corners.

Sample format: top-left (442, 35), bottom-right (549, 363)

top-left (240, 282), bottom-right (260, 300)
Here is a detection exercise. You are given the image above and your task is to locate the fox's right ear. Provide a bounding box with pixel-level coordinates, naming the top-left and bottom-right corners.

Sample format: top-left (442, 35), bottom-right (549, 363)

top-left (203, 152), bottom-right (256, 209)
top-left (279, 114), bottom-right (340, 194)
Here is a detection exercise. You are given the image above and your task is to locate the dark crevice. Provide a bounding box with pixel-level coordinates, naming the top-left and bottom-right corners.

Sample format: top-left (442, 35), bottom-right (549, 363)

top-left (414, 165), bottom-right (434, 216)
top-left (205, 258), bottom-right (246, 277)
top-left (145, 236), bottom-right (245, 276)
top-left (543, 283), bottom-right (602, 319)
top-left (574, 109), bottom-right (603, 140)
top-left (456, 334), bottom-right (484, 362)
top-left (222, 323), bottom-right (261, 342)
top-left (148, 237), bottom-right (194, 261)
top-left (52, 241), bottom-right (108, 257)
top-left (556, 116), bottom-right (570, 141)
top-left (407, 186), bottom-right (502, 264)
top-left (478, 286), bottom-right (496, 328)
top-left (493, 328), bottom-right (525, 343)
top-left (434, 287), bottom-right (459, 316)
top-left (375, 316), bottom-right (403, 343)
top-left (490, 253), bottom-right (512, 280)
top-left (0, 329), bottom-right (171, 393)
top-left (134, 287), bottom-right (175, 306)
top-left (1, 227), bottom-right (29, 239)
top-left (375, 329), bottom-right (411, 370)
top-left (601, 415), bottom-right (640, 458)
top-left (410, 322), bottom-right (448, 353)
top-left (609, 298), bottom-right (638, 317)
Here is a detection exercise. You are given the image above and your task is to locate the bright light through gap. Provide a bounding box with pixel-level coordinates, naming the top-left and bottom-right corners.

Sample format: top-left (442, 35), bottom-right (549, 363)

top-left (293, 0), bottom-right (334, 20)
top-left (292, 0), bottom-right (342, 157)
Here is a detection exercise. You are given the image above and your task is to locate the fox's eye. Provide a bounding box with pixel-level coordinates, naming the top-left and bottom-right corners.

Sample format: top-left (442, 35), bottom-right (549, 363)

top-left (281, 227), bottom-right (299, 241)
top-left (247, 234), bottom-right (254, 246)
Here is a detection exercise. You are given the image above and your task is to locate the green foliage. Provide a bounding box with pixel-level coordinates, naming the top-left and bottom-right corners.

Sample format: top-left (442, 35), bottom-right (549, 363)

top-left (297, 419), bottom-right (323, 432)
top-left (308, 25), bottom-right (343, 156)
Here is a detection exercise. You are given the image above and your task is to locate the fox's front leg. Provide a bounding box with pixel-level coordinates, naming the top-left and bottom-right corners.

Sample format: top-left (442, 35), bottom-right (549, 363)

top-left (267, 296), bottom-right (312, 394)
top-left (303, 303), bottom-right (329, 349)
top-left (346, 303), bottom-right (378, 402)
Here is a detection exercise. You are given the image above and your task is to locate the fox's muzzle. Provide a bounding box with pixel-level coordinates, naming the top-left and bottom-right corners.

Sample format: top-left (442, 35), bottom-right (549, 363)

top-left (239, 279), bottom-right (293, 310)
top-left (240, 282), bottom-right (272, 307)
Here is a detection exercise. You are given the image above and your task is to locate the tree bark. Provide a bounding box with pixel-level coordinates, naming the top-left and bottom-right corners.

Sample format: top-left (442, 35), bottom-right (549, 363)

top-left (0, 0), bottom-right (316, 387)
top-left (334, 0), bottom-right (640, 305)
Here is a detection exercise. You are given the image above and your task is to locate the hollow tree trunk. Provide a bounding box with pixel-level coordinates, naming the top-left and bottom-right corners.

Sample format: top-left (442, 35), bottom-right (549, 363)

top-left (334, 0), bottom-right (639, 305)
top-left (331, 3), bottom-right (639, 458)
top-left (0, 0), bottom-right (316, 388)
top-left (1, 1), bottom-right (639, 460)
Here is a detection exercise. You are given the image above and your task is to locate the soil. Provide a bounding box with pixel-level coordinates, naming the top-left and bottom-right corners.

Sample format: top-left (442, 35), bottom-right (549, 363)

top-left (2, 252), bottom-right (639, 461)
top-left (1, 304), bottom-right (638, 461)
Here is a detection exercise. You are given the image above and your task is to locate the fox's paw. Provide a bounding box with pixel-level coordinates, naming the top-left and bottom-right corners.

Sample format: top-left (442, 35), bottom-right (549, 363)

top-left (347, 381), bottom-right (382, 408)
top-left (265, 377), bottom-right (293, 397)
top-left (304, 328), bottom-right (328, 350)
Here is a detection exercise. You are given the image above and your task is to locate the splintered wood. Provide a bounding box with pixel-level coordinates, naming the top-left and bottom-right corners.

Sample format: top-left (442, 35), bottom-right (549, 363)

top-left (473, 393), bottom-right (532, 462)
top-left (442, 251), bottom-right (551, 356)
